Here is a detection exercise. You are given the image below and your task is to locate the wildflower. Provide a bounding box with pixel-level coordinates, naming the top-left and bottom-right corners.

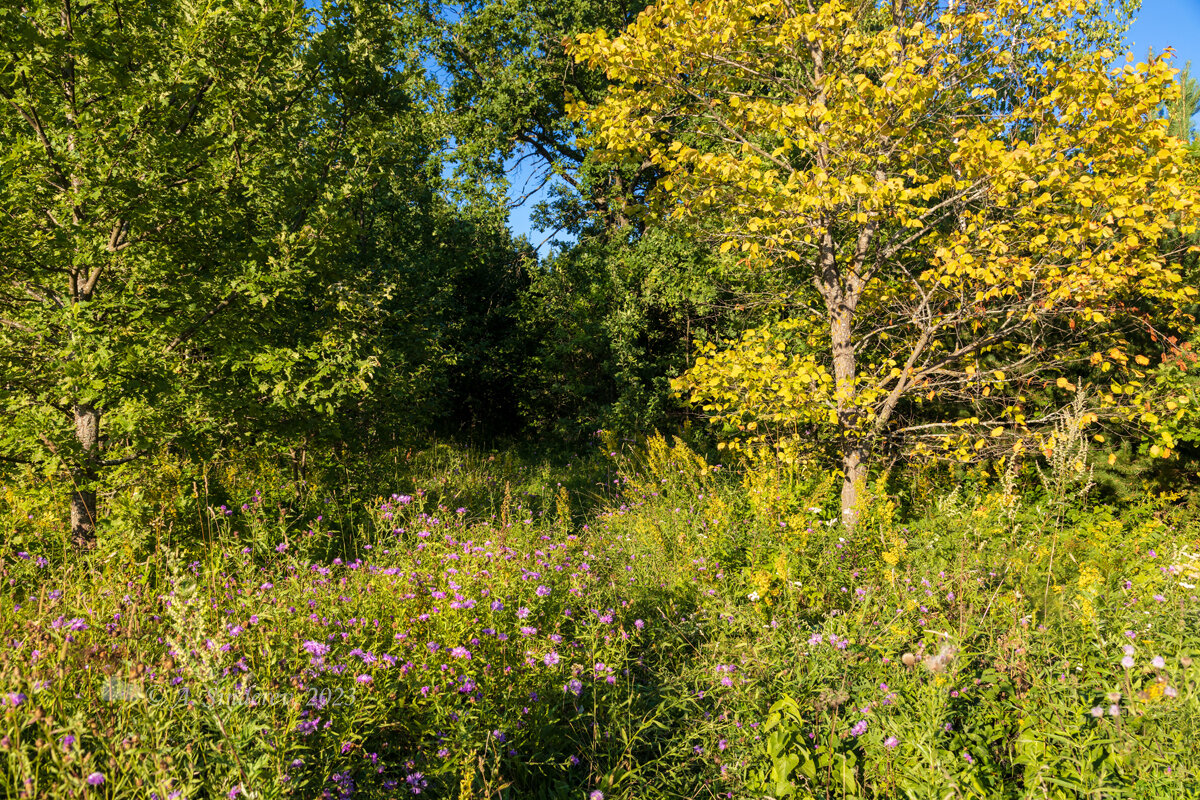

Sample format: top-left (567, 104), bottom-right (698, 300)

top-left (900, 653), bottom-right (917, 667)
top-left (589, 792), bottom-right (604, 800)
top-left (1165, 685), bottom-right (1178, 698)
top-left (543, 651), bottom-right (560, 667)
top-left (450, 646), bottom-right (471, 659)
top-left (535, 585), bottom-right (551, 597)
top-left (517, 607), bottom-right (530, 619)
top-left (747, 591), bottom-right (760, 602)
top-left (849, 720), bottom-right (868, 737)
top-left (491, 600), bottom-right (504, 612)
top-left (718, 739), bottom-right (728, 751)
top-left (86, 772), bottom-right (105, 787)
top-left (61, 735), bottom-right (75, 751)
top-left (1109, 704), bottom-right (1120, 717)
top-left (884, 736), bottom-right (899, 749)
top-left (1121, 655), bottom-right (1135, 669)
top-left (565, 678), bottom-right (583, 696)
top-left (356, 674), bottom-right (372, 684)
top-left (302, 641), bottom-right (329, 657)
top-left (1152, 656), bottom-right (1166, 669)
top-left (634, 619), bottom-right (644, 630)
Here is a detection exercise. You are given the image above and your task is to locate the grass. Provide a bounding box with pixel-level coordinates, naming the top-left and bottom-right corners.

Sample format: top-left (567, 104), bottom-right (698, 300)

top-left (1, 434), bottom-right (1199, 799)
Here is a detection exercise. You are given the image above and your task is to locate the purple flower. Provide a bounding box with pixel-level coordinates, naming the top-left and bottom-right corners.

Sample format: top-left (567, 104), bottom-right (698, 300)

top-left (5, 693), bottom-right (25, 707)
top-left (535, 585), bottom-right (551, 597)
top-left (589, 792), bottom-right (604, 800)
top-left (520, 626), bottom-right (537, 637)
top-left (517, 607), bottom-right (530, 619)
top-left (565, 678), bottom-right (583, 696)
top-left (884, 736), bottom-right (899, 749)
top-left (490, 600), bottom-right (504, 612)
top-left (849, 719), bottom-right (868, 737)
top-left (86, 772), bottom-right (105, 786)
top-left (356, 674), bottom-right (372, 684)
top-left (61, 734), bottom-right (75, 751)
top-left (450, 646), bottom-right (471, 659)
top-left (543, 651), bottom-right (560, 666)
top-left (302, 641), bottom-right (329, 657)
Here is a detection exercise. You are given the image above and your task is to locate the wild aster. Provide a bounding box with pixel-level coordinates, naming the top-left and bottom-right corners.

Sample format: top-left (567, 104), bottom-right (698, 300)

top-left (356, 674), bottom-right (372, 684)
top-left (86, 772), bottom-right (105, 786)
top-left (565, 679), bottom-right (583, 696)
top-left (61, 735), bottom-right (75, 751)
top-left (450, 646), bottom-right (471, 659)
top-left (544, 651), bottom-right (560, 666)
top-left (302, 641), bottom-right (329, 657)
top-left (884, 736), bottom-right (899, 749)
top-left (520, 626), bottom-right (537, 637)
top-left (517, 607), bottom-right (530, 619)
top-left (718, 739), bottom-right (728, 751)
top-left (535, 585), bottom-right (551, 597)
top-left (849, 720), bottom-right (868, 737)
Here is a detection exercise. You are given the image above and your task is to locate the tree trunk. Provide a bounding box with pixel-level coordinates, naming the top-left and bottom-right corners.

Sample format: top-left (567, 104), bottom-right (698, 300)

top-left (830, 299), bottom-right (867, 528)
top-left (71, 401), bottom-right (100, 548)
top-left (840, 445), bottom-right (868, 529)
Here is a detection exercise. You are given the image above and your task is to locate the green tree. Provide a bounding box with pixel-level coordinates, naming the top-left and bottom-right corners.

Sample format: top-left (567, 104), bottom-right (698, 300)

top-left (0, 0), bottom-right (417, 545)
top-left (1164, 61), bottom-right (1200, 142)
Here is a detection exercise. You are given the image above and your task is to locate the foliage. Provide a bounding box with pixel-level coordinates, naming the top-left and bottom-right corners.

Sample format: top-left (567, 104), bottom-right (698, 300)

top-left (570, 0), bottom-right (1200, 523)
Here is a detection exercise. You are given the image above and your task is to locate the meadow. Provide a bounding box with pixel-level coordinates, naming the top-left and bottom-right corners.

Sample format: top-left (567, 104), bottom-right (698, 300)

top-left (2, 432), bottom-right (1198, 800)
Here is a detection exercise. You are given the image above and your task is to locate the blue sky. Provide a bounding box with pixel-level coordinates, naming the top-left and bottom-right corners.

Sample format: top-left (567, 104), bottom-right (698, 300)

top-left (1126, 0), bottom-right (1200, 68)
top-left (505, 1), bottom-right (1200, 248)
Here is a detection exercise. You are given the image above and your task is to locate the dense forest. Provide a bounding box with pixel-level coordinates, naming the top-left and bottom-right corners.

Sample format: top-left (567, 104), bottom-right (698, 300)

top-left (2, 0), bottom-right (1200, 797)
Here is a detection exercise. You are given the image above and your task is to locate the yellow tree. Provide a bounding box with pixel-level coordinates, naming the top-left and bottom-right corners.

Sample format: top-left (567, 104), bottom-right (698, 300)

top-left (570, 0), bottom-right (1199, 525)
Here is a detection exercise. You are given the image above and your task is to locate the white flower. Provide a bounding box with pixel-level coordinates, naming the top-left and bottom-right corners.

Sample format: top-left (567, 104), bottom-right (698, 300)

top-left (747, 591), bottom-right (760, 602)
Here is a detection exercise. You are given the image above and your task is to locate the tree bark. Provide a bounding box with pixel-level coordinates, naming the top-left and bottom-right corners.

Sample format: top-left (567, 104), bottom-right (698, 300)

top-left (70, 401), bottom-right (100, 548)
top-left (830, 297), bottom-right (867, 528)
top-left (840, 445), bottom-right (868, 529)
